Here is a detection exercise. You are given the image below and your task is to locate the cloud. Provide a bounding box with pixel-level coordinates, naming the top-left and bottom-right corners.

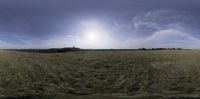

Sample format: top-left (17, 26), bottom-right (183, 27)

top-left (1, 8), bottom-right (200, 49)
top-left (116, 29), bottom-right (200, 49)
top-left (130, 10), bottom-right (197, 34)
top-left (0, 40), bottom-right (23, 49)
top-left (108, 10), bottom-right (200, 49)
top-left (37, 10), bottom-right (200, 49)
top-left (139, 29), bottom-right (200, 48)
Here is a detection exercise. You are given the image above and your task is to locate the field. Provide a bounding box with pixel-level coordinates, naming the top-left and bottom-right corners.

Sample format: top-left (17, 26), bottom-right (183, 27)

top-left (0, 50), bottom-right (199, 98)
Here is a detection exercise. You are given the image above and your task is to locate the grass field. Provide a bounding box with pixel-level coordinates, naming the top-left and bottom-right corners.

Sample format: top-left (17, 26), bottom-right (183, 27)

top-left (0, 50), bottom-right (199, 98)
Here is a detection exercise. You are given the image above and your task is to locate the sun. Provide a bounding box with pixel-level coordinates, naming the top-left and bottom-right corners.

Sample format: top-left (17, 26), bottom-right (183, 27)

top-left (75, 20), bottom-right (112, 48)
top-left (84, 29), bottom-right (99, 43)
top-left (86, 33), bottom-right (96, 41)
top-left (81, 21), bottom-right (104, 44)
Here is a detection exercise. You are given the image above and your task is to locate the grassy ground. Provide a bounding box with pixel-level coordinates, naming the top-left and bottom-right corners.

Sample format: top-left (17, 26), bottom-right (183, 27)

top-left (0, 50), bottom-right (199, 98)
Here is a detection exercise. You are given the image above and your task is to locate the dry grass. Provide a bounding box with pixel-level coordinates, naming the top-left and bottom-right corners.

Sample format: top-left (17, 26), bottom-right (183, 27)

top-left (0, 50), bottom-right (199, 98)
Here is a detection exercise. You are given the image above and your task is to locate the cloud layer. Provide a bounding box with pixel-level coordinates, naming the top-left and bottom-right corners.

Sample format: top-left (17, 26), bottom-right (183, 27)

top-left (0, 1), bottom-right (200, 48)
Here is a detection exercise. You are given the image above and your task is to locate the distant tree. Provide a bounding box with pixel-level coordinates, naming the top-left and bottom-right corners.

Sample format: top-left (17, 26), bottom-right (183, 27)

top-left (177, 48), bottom-right (182, 50)
top-left (138, 48), bottom-right (146, 50)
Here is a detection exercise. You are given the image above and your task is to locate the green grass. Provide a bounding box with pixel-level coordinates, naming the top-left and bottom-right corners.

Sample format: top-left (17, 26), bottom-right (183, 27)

top-left (0, 50), bottom-right (199, 98)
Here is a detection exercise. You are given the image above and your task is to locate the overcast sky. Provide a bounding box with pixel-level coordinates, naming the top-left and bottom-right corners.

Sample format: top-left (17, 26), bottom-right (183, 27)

top-left (0, 0), bottom-right (200, 49)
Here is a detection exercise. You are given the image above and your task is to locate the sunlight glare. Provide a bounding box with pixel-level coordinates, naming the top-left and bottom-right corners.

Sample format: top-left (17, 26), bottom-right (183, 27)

top-left (76, 20), bottom-right (112, 48)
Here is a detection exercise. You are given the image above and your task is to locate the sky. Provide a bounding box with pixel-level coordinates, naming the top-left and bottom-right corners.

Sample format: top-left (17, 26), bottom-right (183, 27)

top-left (0, 0), bottom-right (200, 49)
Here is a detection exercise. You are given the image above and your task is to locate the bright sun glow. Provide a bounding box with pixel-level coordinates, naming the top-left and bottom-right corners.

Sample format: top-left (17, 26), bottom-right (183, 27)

top-left (84, 29), bottom-right (99, 42)
top-left (76, 20), bottom-right (113, 48)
